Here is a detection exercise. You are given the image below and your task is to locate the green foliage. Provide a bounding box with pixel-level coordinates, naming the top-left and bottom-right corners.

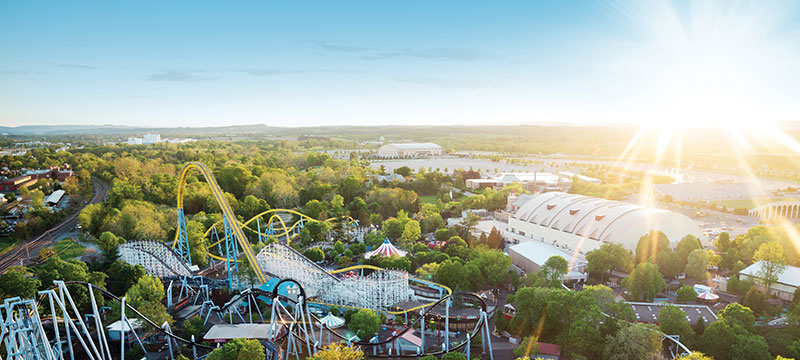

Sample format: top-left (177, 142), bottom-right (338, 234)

top-left (311, 343), bottom-right (365, 360)
top-left (685, 249), bottom-right (712, 281)
top-left (675, 234), bottom-right (703, 268)
top-left (601, 324), bottom-right (662, 360)
top-left (676, 285), bottom-right (697, 303)
top-left (0, 266), bottom-right (41, 299)
top-left (125, 275), bottom-right (172, 329)
top-left (105, 261), bottom-right (146, 295)
top-left (513, 336), bottom-right (539, 358)
top-left (718, 302), bottom-right (755, 333)
top-left (538, 255), bottom-right (568, 288)
top-left (304, 247), bottom-right (325, 262)
top-left (435, 259), bottom-right (481, 291)
top-left (622, 262), bottom-right (665, 302)
top-left (470, 247), bottom-right (511, 287)
top-left (658, 305), bottom-right (695, 348)
top-left (586, 243), bottom-right (632, 282)
top-left (655, 248), bottom-right (682, 279)
top-left (181, 316), bottom-right (207, 341)
top-left (752, 241), bottom-right (787, 292)
top-left (634, 230), bottom-right (670, 264)
top-left (349, 309), bottom-right (381, 339)
top-left (206, 338), bottom-right (265, 360)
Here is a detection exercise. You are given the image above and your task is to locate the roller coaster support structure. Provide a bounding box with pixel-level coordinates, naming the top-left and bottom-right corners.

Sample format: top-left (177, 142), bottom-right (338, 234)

top-left (175, 209), bottom-right (192, 265)
top-left (223, 214), bottom-right (240, 291)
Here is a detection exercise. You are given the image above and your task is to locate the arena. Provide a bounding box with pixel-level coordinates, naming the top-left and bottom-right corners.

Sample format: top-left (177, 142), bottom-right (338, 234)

top-left (507, 192), bottom-right (705, 255)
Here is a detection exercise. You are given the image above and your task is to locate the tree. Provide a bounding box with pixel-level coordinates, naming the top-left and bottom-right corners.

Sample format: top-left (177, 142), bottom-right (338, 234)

top-left (741, 288), bottom-right (768, 316)
top-left (311, 343), bottom-right (365, 360)
top-left (685, 249), bottom-right (712, 281)
top-left (676, 285), bottom-right (697, 303)
top-left (441, 353), bottom-right (466, 360)
top-left (304, 247), bottom-right (325, 262)
top-left (731, 333), bottom-right (771, 360)
top-left (470, 248), bottom-right (512, 288)
top-left (182, 316), bottom-right (206, 341)
top-left (715, 232), bottom-right (731, 253)
top-left (658, 305), bottom-right (695, 348)
top-left (699, 320), bottom-right (736, 360)
top-left (97, 231), bottom-right (123, 256)
top-left (717, 302), bottom-right (755, 333)
top-left (206, 338), bottom-right (265, 360)
top-left (400, 220), bottom-right (421, 244)
top-left (382, 218), bottom-right (405, 240)
top-left (585, 243), bottom-right (632, 283)
top-left (349, 309), bottom-right (381, 339)
top-left (635, 230), bottom-right (670, 264)
top-left (675, 353), bottom-right (714, 360)
top-left (602, 324), bottom-right (662, 360)
top-left (31, 189), bottom-right (45, 208)
top-left (487, 226), bottom-right (503, 249)
top-left (752, 241), bottom-right (787, 294)
top-left (126, 275), bottom-right (172, 329)
top-left (513, 336), bottom-right (539, 358)
top-left (0, 266), bottom-right (41, 299)
top-left (622, 262), bottom-right (666, 302)
top-left (675, 234), bottom-right (702, 266)
top-left (539, 255), bottom-right (568, 288)
top-left (655, 248), bottom-right (682, 279)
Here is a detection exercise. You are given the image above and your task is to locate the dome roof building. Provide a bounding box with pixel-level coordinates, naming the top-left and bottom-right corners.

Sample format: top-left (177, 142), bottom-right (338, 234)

top-left (507, 192), bottom-right (705, 255)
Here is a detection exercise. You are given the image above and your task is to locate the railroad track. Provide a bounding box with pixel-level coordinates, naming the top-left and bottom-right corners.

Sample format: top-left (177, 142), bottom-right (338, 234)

top-left (0, 177), bottom-right (109, 272)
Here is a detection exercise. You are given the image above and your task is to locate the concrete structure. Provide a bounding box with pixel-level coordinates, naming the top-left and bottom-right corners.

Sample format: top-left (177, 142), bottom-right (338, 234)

top-left (749, 201), bottom-right (800, 220)
top-left (465, 172), bottom-right (597, 192)
top-left (142, 133), bottom-right (161, 144)
top-left (628, 302), bottom-right (716, 325)
top-left (507, 192), bottom-right (705, 255)
top-left (739, 261), bottom-right (799, 302)
top-left (106, 318), bottom-right (143, 342)
top-left (507, 241), bottom-right (587, 281)
top-left (377, 143), bottom-right (442, 158)
top-left (654, 182), bottom-right (764, 202)
top-left (126, 137), bottom-right (143, 145)
top-left (45, 189), bottom-right (65, 206)
top-left (0, 175), bottom-right (36, 192)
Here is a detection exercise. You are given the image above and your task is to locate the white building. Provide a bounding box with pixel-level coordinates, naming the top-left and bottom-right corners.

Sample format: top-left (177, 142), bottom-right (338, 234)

top-left (142, 133), bottom-right (161, 144)
top-left (377, 143), bottom-right (442, 158)
top-left (507, 241), bottom-right (587, 281)
top-left (507, 192), bottom-right (705, 255)
top-left (126, 137), bottom-right (143, 145)
top-left (465, 172), bottom-right (595, 192)
top-left (739, 261), bottom-right (799, 302)
top-left (749, 201), bottom-right (800, 220)
top-left (45, 189), bottom-right (65, 206)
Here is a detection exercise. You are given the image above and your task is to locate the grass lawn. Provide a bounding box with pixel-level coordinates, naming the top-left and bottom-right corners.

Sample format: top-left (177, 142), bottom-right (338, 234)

top-left (55, 238), bottom-right (86, 259)
top-left (421, 195), bottom-right (439, 204)
top-left (0, 237), bottom-right (16, 255)
top-left (714, 198), bottom-right (799, 210)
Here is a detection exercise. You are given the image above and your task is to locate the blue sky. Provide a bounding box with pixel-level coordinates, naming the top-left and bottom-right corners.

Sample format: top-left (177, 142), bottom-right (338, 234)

top-left (2, 1), bottom-right (800, 127)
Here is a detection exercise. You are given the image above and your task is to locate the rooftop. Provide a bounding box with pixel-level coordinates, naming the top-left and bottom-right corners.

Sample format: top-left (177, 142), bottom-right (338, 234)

top-left (740, 261), bottom-right (800, 288)
top-left (628, 302), bottom-right (717, 325)
top-left (204, 324), bottom-right (275, 341)
top-left (383, 143), bottom-right (441, 150)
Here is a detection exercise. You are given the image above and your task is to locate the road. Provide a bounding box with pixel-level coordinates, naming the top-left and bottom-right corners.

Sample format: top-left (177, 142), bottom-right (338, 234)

top-left (0, 177), bottom-right (109, 272)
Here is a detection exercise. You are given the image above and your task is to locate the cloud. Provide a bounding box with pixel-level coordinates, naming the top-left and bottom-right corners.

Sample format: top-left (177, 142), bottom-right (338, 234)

top-left (59, 63), bottom-right (97, 70)
top-left (234, 69), bottom-right (295, 77)
top-left (315, 42), bottom-right (371, 53)
top-left (316, 41), bottom-right (496, 62)
top-left (395, 76), bottom-right (503, 89)
top-left (364, 48), bottom-right (496, 61)
top-left (0, 70), bottom-right (45, 75)
top-left (147, 70), bottom-right (210, 82)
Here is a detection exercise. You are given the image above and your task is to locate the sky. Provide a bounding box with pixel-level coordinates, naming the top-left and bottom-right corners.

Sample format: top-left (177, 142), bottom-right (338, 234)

top-left (1, 0), bottom-right (800, 128)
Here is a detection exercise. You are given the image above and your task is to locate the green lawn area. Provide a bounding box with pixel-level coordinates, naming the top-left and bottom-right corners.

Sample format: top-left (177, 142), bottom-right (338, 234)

top-left (55, 238), bottom-right (86, 259)
top-left (421, 195), bottom-right (439, 204)
top-left (714, 198), bottom-right (800, 210)
top-left (0, 237), bottom-right (16, 255)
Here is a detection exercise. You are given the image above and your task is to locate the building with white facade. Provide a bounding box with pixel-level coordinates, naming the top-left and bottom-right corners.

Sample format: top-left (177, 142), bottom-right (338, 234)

top-left (142, 133), bottom-right (161, 144)
top-left (749, 200), bottom-right (800, 220)
top-left (466, 172), bottom-right (592, 192)
top-left (377, 143), bottom-right (442, 158)
top-left (739, 261), bottom-right (799, 302)
top-left (506, 192), bottom-right (705, 255)
top-left (126, 137), bottom-right (143, 145)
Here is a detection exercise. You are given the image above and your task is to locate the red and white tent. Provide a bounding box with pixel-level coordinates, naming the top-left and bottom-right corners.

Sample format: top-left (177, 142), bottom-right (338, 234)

top-left (697, 292), bottom-right (719, 301)
top-left (365, 239), bottom-right (407, 259)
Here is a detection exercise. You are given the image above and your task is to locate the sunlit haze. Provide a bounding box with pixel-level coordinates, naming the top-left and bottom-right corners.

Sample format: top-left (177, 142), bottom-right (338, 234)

top-left (2, 0), bottom-right (800, 127)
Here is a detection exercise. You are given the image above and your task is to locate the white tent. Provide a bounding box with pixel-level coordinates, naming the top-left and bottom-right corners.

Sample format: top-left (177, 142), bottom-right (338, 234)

top-left (317, 313), bottom-right (345, 329)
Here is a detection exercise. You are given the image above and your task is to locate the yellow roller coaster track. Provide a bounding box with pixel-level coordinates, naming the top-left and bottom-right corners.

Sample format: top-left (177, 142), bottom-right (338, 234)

top-left (170, 162), bottom-right (451, 314)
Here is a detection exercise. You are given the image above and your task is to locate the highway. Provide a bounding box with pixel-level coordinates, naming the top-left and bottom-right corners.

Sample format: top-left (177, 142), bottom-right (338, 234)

top-left (0, 177), bottom-right (109, 272)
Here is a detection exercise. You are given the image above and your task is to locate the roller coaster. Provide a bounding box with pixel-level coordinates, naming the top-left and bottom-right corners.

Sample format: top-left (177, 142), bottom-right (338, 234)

top-left (0, 161), bottom-right (492, 359)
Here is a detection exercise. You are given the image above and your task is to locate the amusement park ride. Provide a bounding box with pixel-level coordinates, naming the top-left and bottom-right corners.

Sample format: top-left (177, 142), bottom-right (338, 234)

top-left (0, 162), bottom-right (496, 360)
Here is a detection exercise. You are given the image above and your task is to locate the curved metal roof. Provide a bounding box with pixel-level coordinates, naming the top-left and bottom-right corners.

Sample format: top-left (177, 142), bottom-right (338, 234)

top-left (513, 192), bottom-right (703, 248)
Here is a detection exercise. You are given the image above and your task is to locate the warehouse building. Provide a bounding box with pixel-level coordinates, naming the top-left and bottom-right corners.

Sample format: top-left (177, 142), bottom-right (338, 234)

top-left (507, 192), bottom-right (705, 255)
top-left (377, 143), bottom-right (442, 158)
top-left (739, 261), bottom-right (799, 302)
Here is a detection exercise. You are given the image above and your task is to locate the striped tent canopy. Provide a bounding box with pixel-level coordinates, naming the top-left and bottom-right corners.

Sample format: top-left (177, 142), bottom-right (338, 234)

top-left (317, 313), bottom-right (345, 329)
top-left (364, 239), bottom-right (407, 259)
top-left (697, 292), bottom-right (719, 301)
